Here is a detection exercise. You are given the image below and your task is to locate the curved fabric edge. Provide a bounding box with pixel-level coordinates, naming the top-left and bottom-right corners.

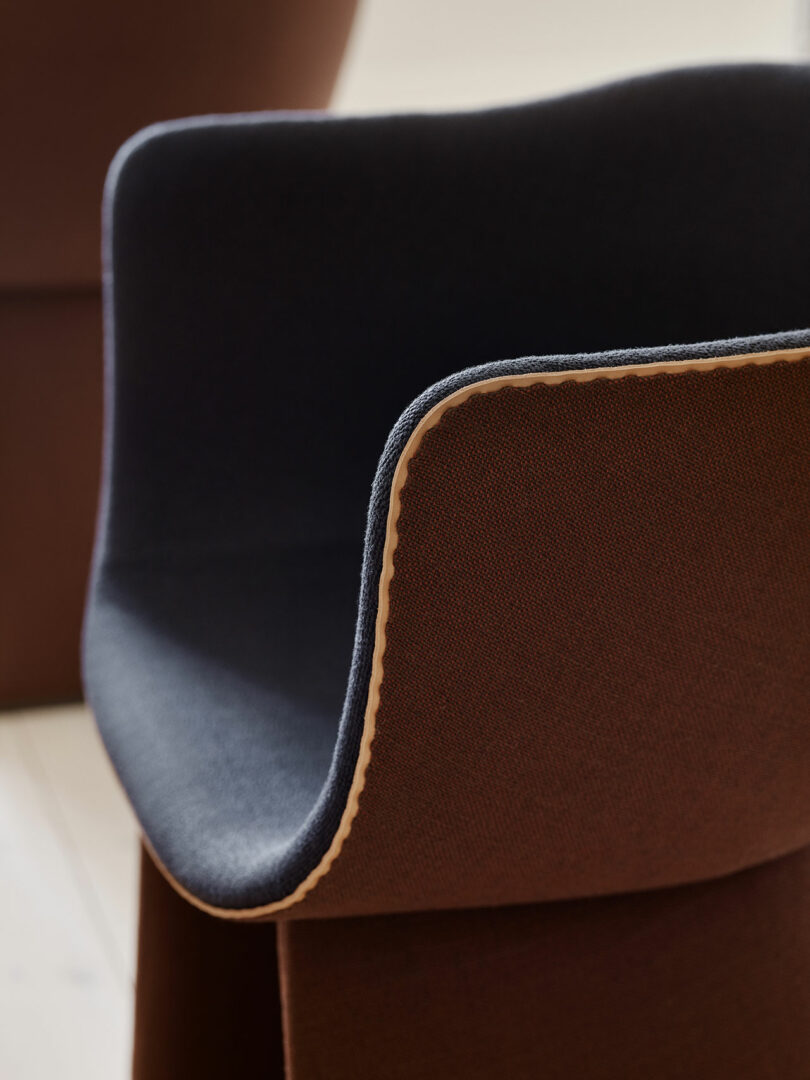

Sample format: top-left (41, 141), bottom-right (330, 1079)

top-left (145, 338), bottom-right (810, 919)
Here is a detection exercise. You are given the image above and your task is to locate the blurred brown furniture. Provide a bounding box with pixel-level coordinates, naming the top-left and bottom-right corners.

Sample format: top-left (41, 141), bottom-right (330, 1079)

top-left (0, 0), bottom-right (357, 704)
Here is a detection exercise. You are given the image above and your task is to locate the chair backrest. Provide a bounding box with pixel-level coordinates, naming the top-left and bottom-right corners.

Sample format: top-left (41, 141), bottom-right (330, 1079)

top-left (103, 63), bottom-right (810, 565)
top-left (89, 64), bottom-right (810, 919)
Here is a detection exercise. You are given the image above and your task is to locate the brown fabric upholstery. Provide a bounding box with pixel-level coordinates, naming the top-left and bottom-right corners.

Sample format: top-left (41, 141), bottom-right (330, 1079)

top-left (0, 0), bottom-right (358, 288)
top-left (0, 0), bottom-right (357, 704)
top-left (0, 292), bottom-right (102, 704)
top-left (279, 845), bottom-right (810, 1080)
top-left (237, 353), bottom-right (810, 920)
top-left (134, 846), bottom-right (285, 1080)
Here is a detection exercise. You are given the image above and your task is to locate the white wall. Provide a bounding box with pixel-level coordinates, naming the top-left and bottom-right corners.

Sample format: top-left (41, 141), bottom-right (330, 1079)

top-left (335, 0), bottom-right (806, 113)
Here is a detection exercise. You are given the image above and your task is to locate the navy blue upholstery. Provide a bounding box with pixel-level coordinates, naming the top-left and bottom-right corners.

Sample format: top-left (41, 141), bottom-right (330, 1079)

top-left (84, 64), bottom-right (810, 909)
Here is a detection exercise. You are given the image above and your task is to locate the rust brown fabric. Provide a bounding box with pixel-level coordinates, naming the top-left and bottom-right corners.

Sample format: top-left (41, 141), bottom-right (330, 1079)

top-left (280, 845), bottom-right (810, 1079)
top-left (0, 0), bottom-right (358, 288)
top-left (134, 846), bottom-right (285, 1080)
top-left (0, 292), bottom-right (102, 703)
top-left (280, 358), bottom-right (810, 918)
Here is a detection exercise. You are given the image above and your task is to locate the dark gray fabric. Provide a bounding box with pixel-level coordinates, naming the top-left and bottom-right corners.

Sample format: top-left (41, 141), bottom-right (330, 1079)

top-left (84, 63), bottom-right (810, 908)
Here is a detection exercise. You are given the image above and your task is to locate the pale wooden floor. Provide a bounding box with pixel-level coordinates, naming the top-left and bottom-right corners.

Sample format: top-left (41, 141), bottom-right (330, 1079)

top-left (0, 706), bottom-right (138, 1080)
top-left (2, 2), bottom-right (804, 1077)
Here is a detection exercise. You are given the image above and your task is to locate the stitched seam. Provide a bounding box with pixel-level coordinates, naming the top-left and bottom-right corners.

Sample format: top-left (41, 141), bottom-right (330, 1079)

top-left (149, 348), bottom-right (810, 919)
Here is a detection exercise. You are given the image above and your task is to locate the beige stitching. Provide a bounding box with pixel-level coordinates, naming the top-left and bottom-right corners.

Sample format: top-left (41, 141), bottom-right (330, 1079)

top-left (146, 345), bottom-right (810, 919)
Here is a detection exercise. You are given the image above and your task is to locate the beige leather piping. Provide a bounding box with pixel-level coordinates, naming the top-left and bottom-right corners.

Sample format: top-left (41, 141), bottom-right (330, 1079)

top-left (147, 344), bottom-right (810, 919)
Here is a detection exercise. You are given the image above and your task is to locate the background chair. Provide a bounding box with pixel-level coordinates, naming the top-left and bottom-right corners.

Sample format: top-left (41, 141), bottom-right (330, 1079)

top-left (85, 63), bottom-right (810, 1078)
top-left (0, 0), bottom-right (357, 705)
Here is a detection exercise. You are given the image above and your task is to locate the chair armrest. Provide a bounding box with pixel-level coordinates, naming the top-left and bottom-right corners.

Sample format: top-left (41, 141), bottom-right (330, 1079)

top-left (248, 345), bottom-right (810, 919)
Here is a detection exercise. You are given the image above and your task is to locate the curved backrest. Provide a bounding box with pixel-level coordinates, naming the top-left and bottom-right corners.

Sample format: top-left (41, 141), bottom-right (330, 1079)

top-left (87, 64), bottom-right (810, 917)
top-left (102, 64), bottom-right (810, 563)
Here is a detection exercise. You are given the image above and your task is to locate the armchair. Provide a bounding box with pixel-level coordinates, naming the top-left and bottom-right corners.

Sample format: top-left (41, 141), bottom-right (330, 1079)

top-left (84, 63), bottom-right (810, 1079)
